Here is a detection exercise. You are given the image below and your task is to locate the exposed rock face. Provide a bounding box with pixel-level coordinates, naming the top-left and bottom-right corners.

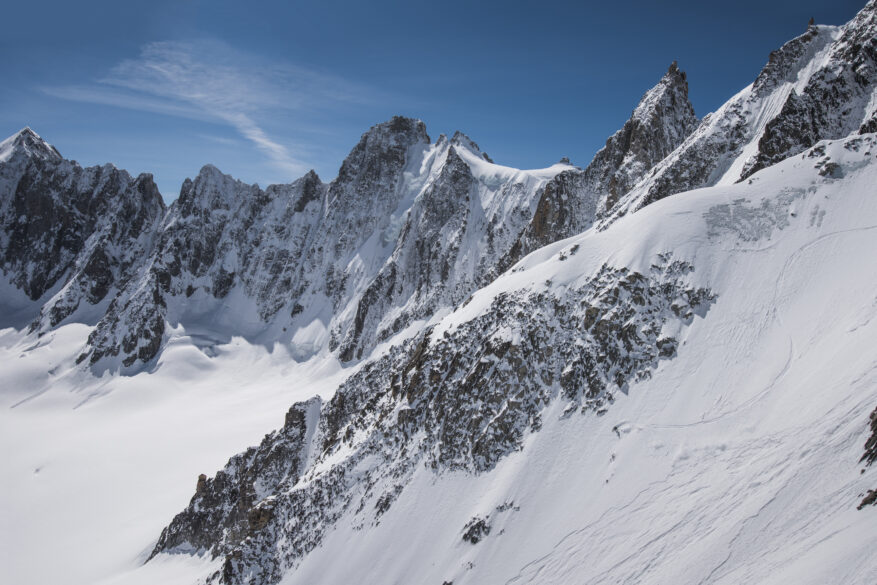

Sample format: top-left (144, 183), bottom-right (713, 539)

top-left (502, 169), bottom-right (593, 268)
top-left (859, 405), bottom-right (877, 510)
top-left (602, 3), bottom-right (877, 225)
top-left (335, 143), bottom-right (476, 361)
top-left (862, 405), bottom-right (877, 467)
top-left (742, 4), bottom-right (877, 178)
top-left (82, 166), bottom-right (327, 366)
top-left (462, 516), bottom-right (492, 544)
top-left (0, 65), bottom-right (700, 370)
top-left (593, 61), bottom-right (698, 217)
top-left (0, 128), bottom-right (165, 329)
top-left (501, 63), bottom-right (698, 268)
top-left (151, 254), bottom-right (715, 584)
top-left (150, 398), bottom-right (321, 560)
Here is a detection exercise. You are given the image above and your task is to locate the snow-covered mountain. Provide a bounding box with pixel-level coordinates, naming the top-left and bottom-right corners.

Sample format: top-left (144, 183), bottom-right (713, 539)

top-left (2, 2), bottom-right (877, 585)
top-left (0, 64), bottom-right (695, 371)
top-left (602, 2), bottom-right (877, 224)
top-left (154, 126), bottom-right (877, 585)
top-left (0, 128), bottom-right (165, 331)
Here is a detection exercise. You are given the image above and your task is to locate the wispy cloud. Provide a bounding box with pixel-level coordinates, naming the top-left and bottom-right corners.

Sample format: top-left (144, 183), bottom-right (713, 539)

top-left (43, 40), bottom-right (380, 176)
top-left (196, 133), bottom-right (240, 147)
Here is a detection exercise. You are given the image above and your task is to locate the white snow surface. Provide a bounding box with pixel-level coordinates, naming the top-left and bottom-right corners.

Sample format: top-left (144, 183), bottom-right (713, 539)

top-left (0, 327), bottom-right (350, 585)
top-left (3, 132), bottom-right (877, 585)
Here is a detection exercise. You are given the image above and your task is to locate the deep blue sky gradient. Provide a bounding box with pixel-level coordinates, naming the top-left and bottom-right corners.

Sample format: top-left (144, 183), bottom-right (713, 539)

top-left (0, 0), bottom-right (867, 200)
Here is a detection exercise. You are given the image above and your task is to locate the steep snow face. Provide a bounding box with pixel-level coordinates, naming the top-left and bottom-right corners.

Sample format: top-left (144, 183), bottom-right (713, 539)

top-left (743, 0), bottom-right (877, 176)
top-left (0, 128), bottom-right (165, 331)
top-left (148, 133), bottom-right (877, 585)
top-left (604, 3), bottom-right (877, 226)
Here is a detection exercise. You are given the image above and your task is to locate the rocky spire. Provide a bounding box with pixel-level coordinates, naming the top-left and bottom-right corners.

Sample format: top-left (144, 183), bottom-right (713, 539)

top-left (589, 61), bottom-right (698, 215)
top-left (499, 63), bottom-right (698, 271)
top-left (741, 1), bottom-right (877, 179)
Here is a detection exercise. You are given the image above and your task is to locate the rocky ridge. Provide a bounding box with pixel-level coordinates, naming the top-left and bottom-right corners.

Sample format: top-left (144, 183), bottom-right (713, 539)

top-left (601, 1), bottom-right (877, 225)
top-left (0, 128), bottom-right (165, 330)
top-left (0, 62), bottom-right (698, 369)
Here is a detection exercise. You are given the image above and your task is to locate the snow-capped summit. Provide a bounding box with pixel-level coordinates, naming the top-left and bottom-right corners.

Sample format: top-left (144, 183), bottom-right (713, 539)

top-left (0, 126), bottom-right (62, 164)
top-left (0, 59), bottom-right (706, 370)
top-left (450, 130), bottom-right (494, 162)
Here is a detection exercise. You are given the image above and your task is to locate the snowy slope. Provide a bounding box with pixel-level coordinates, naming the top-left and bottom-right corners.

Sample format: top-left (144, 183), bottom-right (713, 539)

top-left (3, 3), bottom-right (877, 585)
top-left (0, 326), bottom-right (352, 585)
top-left (146, 134), bottom-right (877, 585)
top-left (5, 132), bottom-right (875, 585)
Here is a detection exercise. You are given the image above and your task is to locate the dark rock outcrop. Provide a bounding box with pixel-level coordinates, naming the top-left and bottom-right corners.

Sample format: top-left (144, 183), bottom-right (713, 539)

top-left (0, 128), bottom-right (165, 329)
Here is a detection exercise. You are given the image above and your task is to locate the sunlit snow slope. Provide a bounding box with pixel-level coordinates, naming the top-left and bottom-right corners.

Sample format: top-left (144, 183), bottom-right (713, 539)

top-left (246, 135), bottom-right (877, 585)
top-left (2, 128), bottom-right (877, 585)
top-left (53, 134), bottom-right (874, 585)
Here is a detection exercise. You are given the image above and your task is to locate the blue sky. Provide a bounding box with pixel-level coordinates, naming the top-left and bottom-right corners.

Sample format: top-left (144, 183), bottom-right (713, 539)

top-left (0, 0), bottom-right (867, 200)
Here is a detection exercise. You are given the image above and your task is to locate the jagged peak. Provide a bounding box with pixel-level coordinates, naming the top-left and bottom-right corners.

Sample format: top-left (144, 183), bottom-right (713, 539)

top-left (666, 60), bottom-right (684, 79)
top-left (332, 116), bottom-right (431, 195)
top-left (132, 172), bottom-right (167, 209)
top-left (174, 163), bottom-right (259, 211)
top-left (301, 168), bottom-right (321, 182)
top-left (752, 23), bottom-right (836, 96)
top-left (444, 144), bottom-right (469, 167)
top-left (362, 115), bottom-right (430, 145)
top-left (449, 130), bottom-right (494, 162)
top-left (631, 62), bottom-right (694, 123)
top-left (0, 126), bottom-right (63, 162)
top-left (450, 130), bottom-right (480, 151)
top-left (193, 163), bottom-right (232, 184)
top-left (283, 169), bottom-right (324, 213)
